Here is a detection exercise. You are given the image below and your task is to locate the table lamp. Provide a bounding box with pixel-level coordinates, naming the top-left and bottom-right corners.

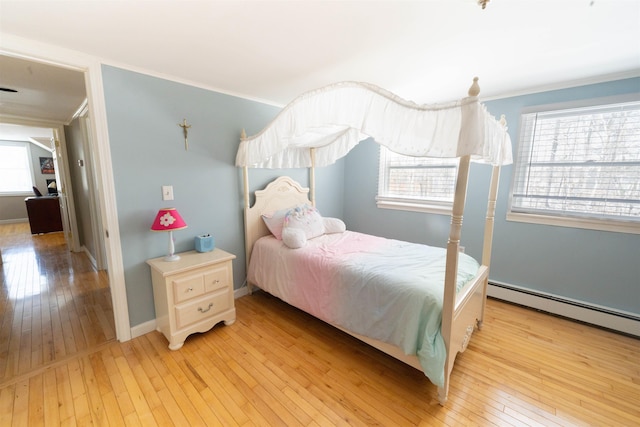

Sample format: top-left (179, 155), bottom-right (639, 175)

top-left (150, 207), bottom-right (188, 261)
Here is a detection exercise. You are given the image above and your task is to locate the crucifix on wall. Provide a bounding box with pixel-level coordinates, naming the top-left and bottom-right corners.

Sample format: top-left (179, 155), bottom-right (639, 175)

top-left (178, 118), bottom-right (191, 150)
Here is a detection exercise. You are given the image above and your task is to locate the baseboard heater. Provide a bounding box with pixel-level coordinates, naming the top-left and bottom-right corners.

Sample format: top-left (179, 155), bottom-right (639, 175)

top-left (488, 281), bottom-right (640, 338)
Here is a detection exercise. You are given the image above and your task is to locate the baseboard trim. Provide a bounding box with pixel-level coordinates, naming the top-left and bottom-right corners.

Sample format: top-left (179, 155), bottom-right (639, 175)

top-left (488, 281), bottom-right (640, 337)
top-left (234, 285), bottom-right (250, 299)
top-left (129, 286), bottom-right (251, 339)
top-left (130, 319), bottom-right (156, 339)
top-left (0, 218), bottom-right (28, 224)
top-left (81, 245), bottom-right (98, 270)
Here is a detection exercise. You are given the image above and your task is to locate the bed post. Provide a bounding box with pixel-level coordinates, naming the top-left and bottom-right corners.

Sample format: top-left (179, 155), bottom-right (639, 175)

top-left (438, 77), bottom-right (480, 405)
top-left (440, 154), bottom-right (471, 405)
top-left (240, 129), bottom-right (253, 295)
top-left (482, 167), bottom-right (501, 269)
top-left (310, 147), bottom-right (316, 207)
top-left (478, 113), bottom-right (505, 326)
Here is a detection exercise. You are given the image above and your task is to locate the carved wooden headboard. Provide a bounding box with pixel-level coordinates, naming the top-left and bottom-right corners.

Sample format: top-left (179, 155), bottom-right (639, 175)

top-left (243, 176), bottom-right (312, 267)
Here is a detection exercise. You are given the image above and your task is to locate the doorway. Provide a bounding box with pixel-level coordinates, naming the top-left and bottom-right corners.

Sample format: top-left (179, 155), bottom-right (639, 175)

top-left (0, 48), bottom-right (130, 375)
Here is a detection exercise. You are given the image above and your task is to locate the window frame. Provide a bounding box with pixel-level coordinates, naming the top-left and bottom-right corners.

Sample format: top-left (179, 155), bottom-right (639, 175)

top-left (376, 145), bottom-right (459, 215)
top-left (0, 140), bottom-right (36, 197)
top-left (507, 94), bottom-right (640, 235)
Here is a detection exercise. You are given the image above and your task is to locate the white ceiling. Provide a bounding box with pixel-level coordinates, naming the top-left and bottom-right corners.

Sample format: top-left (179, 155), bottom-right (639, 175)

top-left (0, 55), bottom-right (86, 123)
top-left (0, 0), bottom-right (639, 142)
top-left (0, 54), bottom-right (85, 141)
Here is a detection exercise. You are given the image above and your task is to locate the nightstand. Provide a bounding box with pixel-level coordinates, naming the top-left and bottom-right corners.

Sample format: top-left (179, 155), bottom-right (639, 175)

top-left (146, 249), bottom-right (236, 350)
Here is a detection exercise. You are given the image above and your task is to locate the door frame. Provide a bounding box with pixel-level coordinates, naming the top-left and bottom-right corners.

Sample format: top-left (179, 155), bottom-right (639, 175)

top-left (1, 35), bottom-right (131, 341)
top-left (51, 125), bottom-right (82, 253)
top-left (78, 108), bottom-right (108, 270)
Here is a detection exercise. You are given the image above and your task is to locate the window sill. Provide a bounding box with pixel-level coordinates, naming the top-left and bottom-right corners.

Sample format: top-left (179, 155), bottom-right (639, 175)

top-left (376, 197), bottom-right (452, 216)
top-left (0, 192), bottom-right (33, 198)
top-left (506, 212), bottom-right (640, 235)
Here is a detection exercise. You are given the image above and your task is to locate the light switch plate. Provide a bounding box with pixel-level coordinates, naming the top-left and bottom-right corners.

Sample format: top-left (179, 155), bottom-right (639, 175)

top-left (162, 185), bottom-right (174, 201)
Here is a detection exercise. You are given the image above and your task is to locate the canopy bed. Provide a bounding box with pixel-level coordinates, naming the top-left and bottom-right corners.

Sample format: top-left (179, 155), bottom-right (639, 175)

top-left (236, 78), bottom-right (512, 405)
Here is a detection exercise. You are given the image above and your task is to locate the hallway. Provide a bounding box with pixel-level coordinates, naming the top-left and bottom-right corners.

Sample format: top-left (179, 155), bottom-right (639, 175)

top-left (0, 223), bottom-right (115, 385)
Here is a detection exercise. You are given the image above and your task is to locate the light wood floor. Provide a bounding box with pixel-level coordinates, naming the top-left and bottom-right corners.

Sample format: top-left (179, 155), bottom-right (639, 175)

top-left (1, 276), bottom-right (639, 425)
top-left (0, 222), bottom-right (115, 385)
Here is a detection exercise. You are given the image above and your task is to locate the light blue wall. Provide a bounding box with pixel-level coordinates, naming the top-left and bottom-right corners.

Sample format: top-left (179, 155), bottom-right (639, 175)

top-left (344, 78), bottom-right (640, 316)
top-left (101, 65), bottom-right (344, 327)
top-left (102, 66), bottom-right (637, 327)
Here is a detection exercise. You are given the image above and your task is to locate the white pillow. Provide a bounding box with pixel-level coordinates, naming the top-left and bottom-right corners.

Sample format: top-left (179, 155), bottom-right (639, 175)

top-left (261, 208), bottom-right (289, 240)
top-left (323, 217), bottom-right (346, 234)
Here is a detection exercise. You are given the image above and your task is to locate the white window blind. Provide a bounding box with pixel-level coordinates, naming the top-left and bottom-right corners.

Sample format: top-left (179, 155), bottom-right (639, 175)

top-left (377, 146), bottom-right (459, 214)
top-left (0, 142), bottom-right (34, 194)
top-left (509, 99), bottom-right (640, 232)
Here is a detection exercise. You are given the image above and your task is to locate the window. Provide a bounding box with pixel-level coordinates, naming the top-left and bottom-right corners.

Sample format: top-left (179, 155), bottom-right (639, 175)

top-left (377, 146), bottom-right (459, 214)
top-left (508, 98), bottom-right (640, 234)
top-left (0, 141), bottom-right (35, 194)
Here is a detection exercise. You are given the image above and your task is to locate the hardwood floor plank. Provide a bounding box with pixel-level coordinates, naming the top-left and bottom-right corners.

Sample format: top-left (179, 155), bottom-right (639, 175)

top-left (101, 346), bottom-right (135, 420)
top-left (61, 286), bottom-right (82, 354)
top-left (54, 365), bottom-right (75, 423)
top-left (98, 390), bottom-right (125, 426)
top-left (71, 389), bottom-right (92, 426)
top-left (5, 294), bottom-right (25, 379)
top-left (149, 402), bottom-right (177, 427)
top-left (0, 383), bottom-right (15, 427)
top-left (76, 356), bottom-right (107, 427)
top-left (122, 411), bottom-right (145, 427)
top-left (17, 324), bottom-right (32, 376)
top-left (49, 291), bottom-right (67, 363)
top-left (11, 379), bottom-right (29, 427)
top-left (27, 374), bottom-right (44, 427)
top-left (42, 369), bottom-right (60, 427)
top-left (38, 287), bottom-right (53, 367)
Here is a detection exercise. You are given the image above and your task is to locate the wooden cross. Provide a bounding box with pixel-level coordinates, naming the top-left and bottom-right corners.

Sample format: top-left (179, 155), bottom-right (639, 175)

top-left (178, 119), bottom-right (191, 151)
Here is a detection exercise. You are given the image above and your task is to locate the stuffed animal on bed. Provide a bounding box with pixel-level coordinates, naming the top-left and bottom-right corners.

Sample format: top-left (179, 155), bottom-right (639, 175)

top-left (263, 204), bottom-right (346, 249)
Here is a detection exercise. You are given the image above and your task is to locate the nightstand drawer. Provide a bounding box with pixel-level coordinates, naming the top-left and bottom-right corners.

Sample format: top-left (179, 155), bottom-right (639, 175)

top-left (173, 273), bottom-right (205, 303)
top-left (204, 263), bottom-right (231, 293)
top-left (175, 289), bottom-right (231, 329)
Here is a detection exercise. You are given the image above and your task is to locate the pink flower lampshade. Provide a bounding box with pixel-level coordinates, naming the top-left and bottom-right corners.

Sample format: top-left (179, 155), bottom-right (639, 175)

top-left (150, 208), bottom-right (188, 261)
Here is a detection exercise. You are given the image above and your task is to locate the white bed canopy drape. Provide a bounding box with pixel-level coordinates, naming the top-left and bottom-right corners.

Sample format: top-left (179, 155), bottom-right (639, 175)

top-left (236, 79), bottom-right (513, 168)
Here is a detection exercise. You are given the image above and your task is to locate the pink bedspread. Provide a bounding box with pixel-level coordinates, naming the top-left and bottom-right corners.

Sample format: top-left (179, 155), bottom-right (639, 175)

top-left (247, 230), bottom-right (480, 387)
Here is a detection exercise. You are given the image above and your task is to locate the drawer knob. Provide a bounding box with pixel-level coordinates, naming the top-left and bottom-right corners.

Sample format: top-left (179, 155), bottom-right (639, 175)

top-left (198, 303), bottom-right (214, 313)
top-left (187, 287), bottom-right (194, 292)
top-left (213, 279), bottom-right (220, 284)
